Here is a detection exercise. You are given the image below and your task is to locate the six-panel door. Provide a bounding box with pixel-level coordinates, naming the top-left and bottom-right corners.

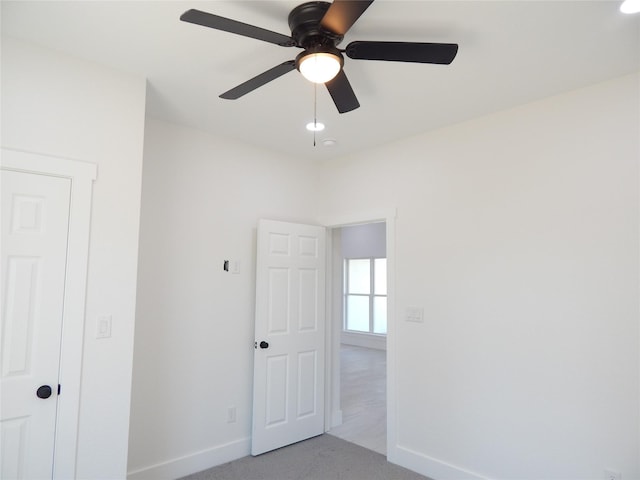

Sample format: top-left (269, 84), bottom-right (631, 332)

top-left (251, 219), bottom-right (326, 456)
top-left (1, 170), bottom-right (71, 479)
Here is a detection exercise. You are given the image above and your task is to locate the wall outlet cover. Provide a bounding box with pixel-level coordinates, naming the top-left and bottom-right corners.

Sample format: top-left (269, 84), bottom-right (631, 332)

top-left (227, 406), bottom-right (237, 423)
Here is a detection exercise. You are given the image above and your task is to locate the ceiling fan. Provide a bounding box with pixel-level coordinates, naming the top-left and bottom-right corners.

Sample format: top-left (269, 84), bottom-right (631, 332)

top-left (180, 0), bottom-right (458, 114)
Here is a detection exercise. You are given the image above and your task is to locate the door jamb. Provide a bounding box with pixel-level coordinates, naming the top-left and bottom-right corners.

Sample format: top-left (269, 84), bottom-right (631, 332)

top-left (319, 209), bottom-right (397, 457)
top-left (1, 148), bottom-right (96, 479)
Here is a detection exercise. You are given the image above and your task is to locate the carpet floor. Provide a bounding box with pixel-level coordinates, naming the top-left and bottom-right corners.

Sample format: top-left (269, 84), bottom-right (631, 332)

top-left (179, 434), bottom-right (430, 480)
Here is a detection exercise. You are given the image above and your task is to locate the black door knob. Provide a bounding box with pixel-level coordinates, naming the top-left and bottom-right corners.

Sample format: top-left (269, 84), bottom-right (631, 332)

top-left (36, 385), bottom-right (52, 399)
top-left (259, 341), bottom-right (269, 349)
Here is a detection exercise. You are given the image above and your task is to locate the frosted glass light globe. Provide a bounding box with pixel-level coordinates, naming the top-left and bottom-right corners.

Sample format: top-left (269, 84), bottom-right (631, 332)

top-left (299, 53), bottom-right (342, 84)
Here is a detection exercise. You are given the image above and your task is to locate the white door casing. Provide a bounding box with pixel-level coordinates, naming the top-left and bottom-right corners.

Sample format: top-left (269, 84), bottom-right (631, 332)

top-left (1, 148), bottom-right (96, 479)
top-left (1, 170), bottom-right (71, 479)
top-left (252, 219), bottom-right (326, 456)
top-left (318, 209), bottom-right (397, 460)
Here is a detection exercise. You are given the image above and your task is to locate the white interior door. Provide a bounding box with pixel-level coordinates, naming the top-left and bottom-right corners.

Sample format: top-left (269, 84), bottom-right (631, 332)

top-left (1, 170), bottom-right (71, 479)
top-left (252, 219), bottom-right (326, 456)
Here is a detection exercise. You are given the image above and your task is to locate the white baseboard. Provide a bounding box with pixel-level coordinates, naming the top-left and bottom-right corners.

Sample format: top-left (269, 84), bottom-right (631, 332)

top-left (127, 437), bottom-right (250, 480)
top-left (330, 409), bottom-right (343, 429)
top-left (341, 331), bottom-right (386, 350)
top-left (389, 444), bottom-right (491, 480)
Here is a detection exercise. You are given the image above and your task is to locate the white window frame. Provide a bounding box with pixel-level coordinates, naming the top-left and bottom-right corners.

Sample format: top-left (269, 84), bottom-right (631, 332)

top-left (343, 257), bottom-right (387, 335)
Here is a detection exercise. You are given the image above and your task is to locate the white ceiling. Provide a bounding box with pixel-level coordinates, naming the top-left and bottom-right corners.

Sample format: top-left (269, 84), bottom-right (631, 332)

top-left (2, 1), bottom-right (639, 160)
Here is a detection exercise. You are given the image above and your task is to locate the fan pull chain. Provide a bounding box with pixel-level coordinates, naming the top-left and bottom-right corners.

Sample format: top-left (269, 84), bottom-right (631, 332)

top-left (313, 83), bottom-right (317, 147)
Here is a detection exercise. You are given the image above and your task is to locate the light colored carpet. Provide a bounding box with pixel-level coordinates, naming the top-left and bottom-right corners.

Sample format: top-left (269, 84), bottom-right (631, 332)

top-left (178, 434), bottom-right (430, 480)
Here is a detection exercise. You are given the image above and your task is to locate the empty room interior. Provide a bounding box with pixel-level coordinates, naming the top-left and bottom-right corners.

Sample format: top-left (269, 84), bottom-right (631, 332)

top-left (1, 1), bottom-right (640, 480)
top-left (329, 222), bottom-right (388, 456)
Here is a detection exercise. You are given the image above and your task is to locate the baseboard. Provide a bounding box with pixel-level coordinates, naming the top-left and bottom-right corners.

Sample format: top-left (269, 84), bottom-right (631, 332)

top-left (389, 444), bottom-right (491, 480)
top-left (127, 437), bottom-right (250, 480)
top-left (330, 409), bottom-right (343, 429)
top-left (341, 332), bottom-right (386, 350)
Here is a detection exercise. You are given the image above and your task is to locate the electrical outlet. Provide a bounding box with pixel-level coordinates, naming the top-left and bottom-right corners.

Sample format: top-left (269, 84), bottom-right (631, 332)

top-left (605, 469), bottom-right (621, 480)
top-left (227, 406), bottom-right (236, 423)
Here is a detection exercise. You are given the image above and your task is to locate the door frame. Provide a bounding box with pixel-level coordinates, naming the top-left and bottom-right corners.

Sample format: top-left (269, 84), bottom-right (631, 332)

top-left (319, 209), bottom-right (397, 458)
top-left (1, 148), bottom-right (96, 479)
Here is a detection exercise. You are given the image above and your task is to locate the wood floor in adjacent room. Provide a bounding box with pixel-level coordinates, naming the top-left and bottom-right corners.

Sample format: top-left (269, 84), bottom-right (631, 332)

top-left (329, 344), bottom-right (387, 455)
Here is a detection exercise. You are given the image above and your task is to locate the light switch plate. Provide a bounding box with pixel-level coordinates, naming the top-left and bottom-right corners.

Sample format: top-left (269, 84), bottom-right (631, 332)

top-left (406, 307), bottom-right (424, 323)
top-left (231, 260), bottom-right (241, 274)
top-left (96, 315), bottom-right (112, 339)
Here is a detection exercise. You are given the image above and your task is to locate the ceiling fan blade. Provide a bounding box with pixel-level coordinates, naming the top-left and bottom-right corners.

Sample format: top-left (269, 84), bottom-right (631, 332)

top-left (325, 70), bottom-right (360, 113)
top-left (346, 41), bottom-right (459, 64)
top-left (180, 9), bottom-right (295, 47)
top-left (220, 61), bottom-right (296, 99)
top-left (320, 0), bottom-right (374, 36)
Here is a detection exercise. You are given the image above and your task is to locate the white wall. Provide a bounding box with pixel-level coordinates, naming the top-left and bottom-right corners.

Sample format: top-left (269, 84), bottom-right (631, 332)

top-left (318, 74), bottom-right (640, 480)
top-left (341, 222), bottom-right (387, 258)
top-left (127, 119), bottom-right (319, 478)
top-left (1, 38), bottom-right (146, 478)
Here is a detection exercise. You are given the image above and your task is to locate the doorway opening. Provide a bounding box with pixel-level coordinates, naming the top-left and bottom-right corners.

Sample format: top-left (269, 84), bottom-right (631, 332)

top-left (328, 221), bottom-right (387, 455)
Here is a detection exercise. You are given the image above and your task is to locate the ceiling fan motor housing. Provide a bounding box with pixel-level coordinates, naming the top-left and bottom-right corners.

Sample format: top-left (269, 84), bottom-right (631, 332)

top-left (288, 1), bottom-right (343, 49)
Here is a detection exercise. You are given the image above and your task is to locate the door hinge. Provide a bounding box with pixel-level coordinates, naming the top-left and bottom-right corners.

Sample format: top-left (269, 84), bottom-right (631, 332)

top-left (58, 384), bottom-right (61, 395)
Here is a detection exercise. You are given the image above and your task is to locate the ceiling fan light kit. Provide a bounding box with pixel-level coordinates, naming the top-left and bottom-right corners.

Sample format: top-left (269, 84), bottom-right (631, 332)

top-left (180, 0), bottom-right (459, 114)
top-left (297, 49), bottom-right (343, 84)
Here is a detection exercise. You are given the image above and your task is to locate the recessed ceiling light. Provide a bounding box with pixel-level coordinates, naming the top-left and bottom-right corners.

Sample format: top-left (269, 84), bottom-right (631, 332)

top-left (621, 0), bottom-right (640, 13)
top-left (306, 122), bottom-right (325, 132)
top-left (322, 139), bottom-right (338, 147)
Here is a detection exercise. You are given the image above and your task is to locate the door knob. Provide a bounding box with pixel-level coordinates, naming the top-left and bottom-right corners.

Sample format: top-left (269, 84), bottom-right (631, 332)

top-left (259, 341), bottom-right (269, 349)
top-left (36, 385), bottom-right (52, 399)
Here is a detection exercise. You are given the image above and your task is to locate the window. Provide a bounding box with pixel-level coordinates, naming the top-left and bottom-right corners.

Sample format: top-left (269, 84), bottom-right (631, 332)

top-left (344, 257), bottom-right (387, 334)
